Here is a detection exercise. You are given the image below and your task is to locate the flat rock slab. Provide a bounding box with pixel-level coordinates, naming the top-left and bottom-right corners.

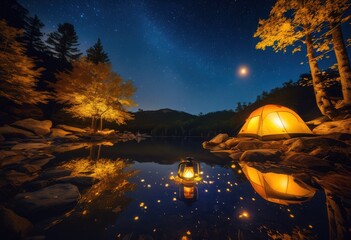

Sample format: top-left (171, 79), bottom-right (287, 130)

top-left (13, 183), bottom-right (81, 218)
top-left (56, 124), bottom-right (86, 133)
top-left (240, 149), bottom-right (282, 162)
top-left (288, 137), bottom-right (348, 153)
top-left (39, 169), bottom-right (72, 180)
top-left (56, 175), bottom-right (99, 188)
top-left (53, 143), bottom-right (89, 153)
top-left (11, 143), bottom-right (50, 151)
top-left (282, 153), bottom-right (334, 172)
top-left (5, 170), bottom-right (37, 187)
top-left (313, 118), bottom-right (351, 135)
top-left (50, 128), bottom-right (72, 138)
top-left (28, 156), bottom-right (55, 169)
top-left (0, 154), bottom-right (26, 168)
top-left (12, 118), bottom-right (52, 136)
top-left (0, 125), bottom-right (35, 138)
top-left (235, 140), bottom-right (264, 151)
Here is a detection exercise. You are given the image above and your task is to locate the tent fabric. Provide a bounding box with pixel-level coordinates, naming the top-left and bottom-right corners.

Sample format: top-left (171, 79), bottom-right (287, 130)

top-left (241, 165), bottom-right (316, 205)
top-left (238, 104), bottom-right (313, 140)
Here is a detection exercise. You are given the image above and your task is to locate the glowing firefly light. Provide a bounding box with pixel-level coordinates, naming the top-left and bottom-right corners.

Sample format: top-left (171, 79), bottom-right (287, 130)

top-left (239, 211), bottom-right (250, 219)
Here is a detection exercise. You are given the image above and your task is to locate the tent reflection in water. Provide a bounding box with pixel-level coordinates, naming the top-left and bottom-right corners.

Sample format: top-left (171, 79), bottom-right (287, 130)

top-left (238, 104), bottom-right (313, 140)
top-left (240, 164), bottom-right (316, 205)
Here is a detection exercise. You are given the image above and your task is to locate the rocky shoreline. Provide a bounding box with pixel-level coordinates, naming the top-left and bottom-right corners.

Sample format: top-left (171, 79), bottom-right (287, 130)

top-left (0, 118), bottom-right (145, 239)
top-left (202, 119), bottom-right (351, 238)
top-left (203, 129), bottom-right (351, 195)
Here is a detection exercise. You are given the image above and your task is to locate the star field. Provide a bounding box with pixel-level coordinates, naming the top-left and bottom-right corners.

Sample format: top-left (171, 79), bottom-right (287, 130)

top-left (20, 0), bottom-right (343, 114)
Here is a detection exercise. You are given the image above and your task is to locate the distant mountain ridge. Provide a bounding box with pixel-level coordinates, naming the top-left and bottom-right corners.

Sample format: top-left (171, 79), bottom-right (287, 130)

top-left (119, 83), bottom-right (322, 136)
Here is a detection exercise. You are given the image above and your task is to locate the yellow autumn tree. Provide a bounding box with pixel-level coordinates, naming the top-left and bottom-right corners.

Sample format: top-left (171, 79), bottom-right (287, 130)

top-left (254, 0), bottom-right (338, 119)
top-left (55, 57), bottom-right (136, 132)
top-left (0, 20), bottom-right (49, 105)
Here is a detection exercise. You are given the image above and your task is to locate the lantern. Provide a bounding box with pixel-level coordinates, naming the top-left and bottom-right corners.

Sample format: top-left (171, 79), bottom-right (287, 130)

top-left (178, 157), bottom-right (201, 182)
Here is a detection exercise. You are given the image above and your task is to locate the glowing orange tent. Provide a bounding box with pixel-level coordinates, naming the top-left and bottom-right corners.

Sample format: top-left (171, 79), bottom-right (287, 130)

top-left (241, 164), bottom-right (316, 205)
top-left (238, 104), bottom-right (313, 140)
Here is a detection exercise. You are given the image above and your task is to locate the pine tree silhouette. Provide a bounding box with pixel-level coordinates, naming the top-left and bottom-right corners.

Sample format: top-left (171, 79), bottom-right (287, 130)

top-left (46, 23), bottom-right (81, 62)
top-left (86, 38), bottom-right (110, 64)
top-left (24, 15), bottom-right (45, 52)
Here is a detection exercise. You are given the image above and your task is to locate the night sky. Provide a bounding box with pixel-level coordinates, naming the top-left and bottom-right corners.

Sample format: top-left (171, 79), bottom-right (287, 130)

top-left (20, 0), bottom-right (341, 114)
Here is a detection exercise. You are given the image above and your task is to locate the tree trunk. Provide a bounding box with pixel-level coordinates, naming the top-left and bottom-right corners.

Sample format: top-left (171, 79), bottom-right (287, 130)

top-left (91, 115), bottom-right (99, 133)
top-left (99, 117), bottom-right (103, 131)
top-left (331, 24), bottom-right (351, 107)
top-left (89, 144), bottom-right (101, 160)
top-left (305, 33), bottom-right (337, 119)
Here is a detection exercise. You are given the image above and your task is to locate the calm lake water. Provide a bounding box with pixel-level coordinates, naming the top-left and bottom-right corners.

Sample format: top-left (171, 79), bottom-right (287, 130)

top-left (45, 138), bottom-right (329, 240)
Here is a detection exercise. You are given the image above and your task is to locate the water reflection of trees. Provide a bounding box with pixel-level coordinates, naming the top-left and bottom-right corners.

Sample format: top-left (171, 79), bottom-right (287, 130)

top-left (238, 161), bottom-right (351, 240)
top-left (48, 144), bottom-right (138, 239)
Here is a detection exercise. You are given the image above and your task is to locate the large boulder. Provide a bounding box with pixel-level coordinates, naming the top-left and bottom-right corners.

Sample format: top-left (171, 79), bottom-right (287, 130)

top-left (240, 149), bottom-right (282, 162)
top-left (13, 184), bottom-right (81, 218)
top-left (12, 118), bottom-right (52, 136)
top-left (313, 118), bottom-right (351, 135)
top-left (56, 124), bottom-right (86, 133)
top-left (0, 206), bottom-right (33, 239)
top-left (209, 133), bottom-right (229, 144)
top-left (0, 125), bottom-right (35, 138)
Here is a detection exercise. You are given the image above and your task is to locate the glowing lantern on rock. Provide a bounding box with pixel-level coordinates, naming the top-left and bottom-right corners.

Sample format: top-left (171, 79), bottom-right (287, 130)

top-left (178, 157), bottom-right (201, 182)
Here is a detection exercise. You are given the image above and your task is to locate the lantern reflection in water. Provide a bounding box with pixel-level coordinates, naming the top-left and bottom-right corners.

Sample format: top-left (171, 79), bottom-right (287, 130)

top-left (179, 183), bottom-right (198, 203)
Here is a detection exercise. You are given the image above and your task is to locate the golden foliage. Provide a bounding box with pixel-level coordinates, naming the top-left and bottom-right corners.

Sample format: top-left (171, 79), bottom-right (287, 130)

top-left (254, 0), bottom-right (351, 54)
top-left (61, 157), bottom-right (127, 180)
top-left (55, 57), bottom-right (136, 124)
top-left (0, 20), bottom-right (49, 105)
top-left (61, 157), bottom-right (138, 208)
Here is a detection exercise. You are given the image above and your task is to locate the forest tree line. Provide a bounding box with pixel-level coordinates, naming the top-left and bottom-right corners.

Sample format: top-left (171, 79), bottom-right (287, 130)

top-left (0, 0), bottom-right (135, 132)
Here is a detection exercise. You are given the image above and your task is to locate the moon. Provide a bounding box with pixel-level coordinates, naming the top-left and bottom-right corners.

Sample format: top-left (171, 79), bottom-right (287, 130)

top-left (237, 66), bottom-right (249, 77)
